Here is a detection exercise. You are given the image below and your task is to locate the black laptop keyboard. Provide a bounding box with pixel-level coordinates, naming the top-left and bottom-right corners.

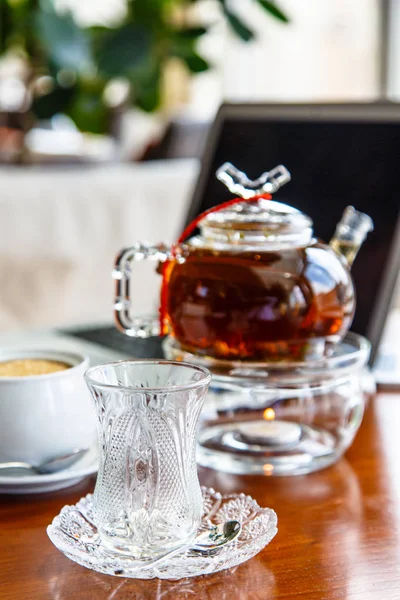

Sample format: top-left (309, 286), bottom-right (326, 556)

top-left (61, 326), bottom-right (164, 359)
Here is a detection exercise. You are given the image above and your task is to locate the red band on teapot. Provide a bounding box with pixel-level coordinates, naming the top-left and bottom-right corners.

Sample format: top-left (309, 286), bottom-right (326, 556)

top-left (159, 193), bottom-right (272, 336)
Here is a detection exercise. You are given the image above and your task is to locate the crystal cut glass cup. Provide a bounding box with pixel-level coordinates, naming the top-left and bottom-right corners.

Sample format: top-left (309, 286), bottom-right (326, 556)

top-left (84, 360), bottom-right (211, 559)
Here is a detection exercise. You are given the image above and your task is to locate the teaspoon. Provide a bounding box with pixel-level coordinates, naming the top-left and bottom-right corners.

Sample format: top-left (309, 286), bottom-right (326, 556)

top-left (113, 520), bottom-right (242, 576)
top-left (0, 448), bottom-right (89, 475)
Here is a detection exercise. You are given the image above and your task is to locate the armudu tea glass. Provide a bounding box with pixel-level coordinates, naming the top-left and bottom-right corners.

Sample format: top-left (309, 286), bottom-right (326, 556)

top-left (84, 360), bottom-right (211, 559)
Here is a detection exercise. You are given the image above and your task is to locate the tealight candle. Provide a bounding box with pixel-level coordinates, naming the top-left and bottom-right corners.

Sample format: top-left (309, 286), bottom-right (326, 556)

top-left (237, 421), bottom-right (302, 446)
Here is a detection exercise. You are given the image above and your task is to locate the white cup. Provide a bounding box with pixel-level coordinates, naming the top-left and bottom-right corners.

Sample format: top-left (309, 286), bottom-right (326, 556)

top-left (0, 349), bottom-right (96, 465)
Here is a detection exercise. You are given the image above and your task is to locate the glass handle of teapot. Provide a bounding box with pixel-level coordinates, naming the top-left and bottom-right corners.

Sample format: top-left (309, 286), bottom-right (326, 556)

top-left (113, 243), bottom-right (173, 337)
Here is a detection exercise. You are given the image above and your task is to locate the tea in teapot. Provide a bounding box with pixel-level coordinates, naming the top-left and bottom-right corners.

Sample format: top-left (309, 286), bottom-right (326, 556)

top-left (114, 164), bottom-right (373, 361)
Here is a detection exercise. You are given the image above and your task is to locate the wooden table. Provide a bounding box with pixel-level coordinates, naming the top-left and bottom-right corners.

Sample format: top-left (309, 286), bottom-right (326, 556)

top-left (1, 391), bottom-right (400, 600)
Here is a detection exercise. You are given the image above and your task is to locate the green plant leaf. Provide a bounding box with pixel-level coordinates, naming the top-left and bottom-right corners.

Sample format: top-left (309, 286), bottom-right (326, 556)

top-left (0, 0), bottom-right (12, 53)
top-left (125, 56), bottom-right (162, 112)
top-left (35, 9), bottom-right (92, 72)
top-left (169, 37), bottom-right (210, 73)
top-left (224, 10), bottom-right (255, 42)
top-left (31, 83), bottom-right (77, 120)
top-left (181, 51), bottom-right (209, 73)
top-left (129, 61), bottom-right (161, 112)
top-left (66, 88), bottom-right (109, 134)
top-left (127, 0), bottom-right (165, 27)
top-left (135, 79), bottom-right (160, 112)
top-left (95, 23), bottom-right (151, 77)
top-left (256, 0), bottom-right (290, 23)
top-left (175, 27), bottom-right (208, 39)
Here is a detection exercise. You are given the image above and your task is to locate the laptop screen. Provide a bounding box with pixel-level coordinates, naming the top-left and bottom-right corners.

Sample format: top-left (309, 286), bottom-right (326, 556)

top-left (187, 105), bottom-right (400, 361)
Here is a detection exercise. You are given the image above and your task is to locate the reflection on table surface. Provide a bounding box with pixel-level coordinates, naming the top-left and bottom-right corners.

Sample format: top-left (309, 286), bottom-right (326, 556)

top-left (46, 554), bottom-right (275, 600)
top-left (1, 393), bottom-right (400, 600)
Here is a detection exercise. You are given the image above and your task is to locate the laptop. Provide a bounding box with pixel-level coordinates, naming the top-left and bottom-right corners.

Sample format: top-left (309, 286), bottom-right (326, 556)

top-left (15, 103), bottom-right (399, 386)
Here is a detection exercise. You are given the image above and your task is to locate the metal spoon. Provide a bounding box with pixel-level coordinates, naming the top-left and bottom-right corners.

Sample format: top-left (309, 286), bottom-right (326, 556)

top-left (113, 520), bottom-right (242, 576)
top-left (190, 520), bottom-right (242, 555)
top-left (0, 448), bottom-right (89, 475)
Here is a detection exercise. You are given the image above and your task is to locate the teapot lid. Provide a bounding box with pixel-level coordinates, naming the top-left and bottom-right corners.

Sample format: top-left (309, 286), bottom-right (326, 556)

top-left (200, 163), bottom-right (313, 248)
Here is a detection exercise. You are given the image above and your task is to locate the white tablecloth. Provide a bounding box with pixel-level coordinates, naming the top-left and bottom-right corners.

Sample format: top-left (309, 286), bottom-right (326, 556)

top-left (0, 159), bottom-right (199, 331)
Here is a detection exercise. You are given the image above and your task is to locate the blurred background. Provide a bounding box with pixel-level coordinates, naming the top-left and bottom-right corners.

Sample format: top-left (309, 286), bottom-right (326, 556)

top-left (0, 0), bottom-right (399, 334)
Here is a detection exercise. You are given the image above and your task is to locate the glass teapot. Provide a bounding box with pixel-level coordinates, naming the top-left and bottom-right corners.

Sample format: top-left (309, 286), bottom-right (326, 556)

top-left (114, 163), bottom-right (373, 361)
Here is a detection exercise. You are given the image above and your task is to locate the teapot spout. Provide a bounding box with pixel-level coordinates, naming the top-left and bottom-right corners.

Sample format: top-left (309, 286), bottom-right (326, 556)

top-left (329, 206), bottom-right (374, 267)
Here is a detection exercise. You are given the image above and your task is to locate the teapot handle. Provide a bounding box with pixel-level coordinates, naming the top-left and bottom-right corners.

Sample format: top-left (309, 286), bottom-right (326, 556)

top-left (113, 243), bottom-right (173, 337)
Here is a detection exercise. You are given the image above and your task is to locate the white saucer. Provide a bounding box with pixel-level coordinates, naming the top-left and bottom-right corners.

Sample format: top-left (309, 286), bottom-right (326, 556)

top-left (47, 487), bottom-right (278, 580)
top-left (0, 445), bottom-right (98, 494)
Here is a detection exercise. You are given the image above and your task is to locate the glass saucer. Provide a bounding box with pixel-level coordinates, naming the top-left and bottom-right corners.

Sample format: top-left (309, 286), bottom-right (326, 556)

top-left (47, 487), bottom-right (277, 580)
top-left (163, 332), bottom-right (370, 385)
